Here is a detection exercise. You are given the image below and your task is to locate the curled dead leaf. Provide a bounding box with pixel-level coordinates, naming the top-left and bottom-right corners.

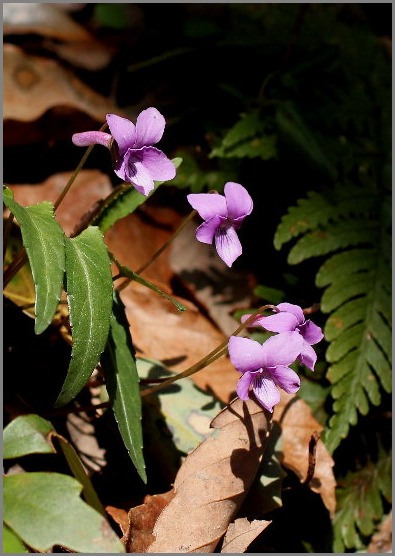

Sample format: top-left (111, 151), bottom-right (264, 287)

top-left (220, 517), bottom-right (271, 553)
top-left (273, 391), bottom-right (336, 517)
top-left (147, 396), bottom-right (270, 553)
top-left (121, 491), bottom-right (176, 553)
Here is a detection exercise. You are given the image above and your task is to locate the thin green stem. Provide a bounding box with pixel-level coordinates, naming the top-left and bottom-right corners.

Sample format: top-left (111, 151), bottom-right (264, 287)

top-left (3, 124), bottom-right (106, 287)
top-left (140, 304), bottom-right (275, 397)
top-left (115, 209), bottom-right (197, 292)
top-left (3, 246), bottom-right (27, 287)
top-left (54, 123), bottom-right (108, 212)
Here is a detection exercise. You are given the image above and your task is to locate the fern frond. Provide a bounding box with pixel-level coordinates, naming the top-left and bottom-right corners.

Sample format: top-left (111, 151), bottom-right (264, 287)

top-left (333, 451), bottom-right (392, 552)
top-left (275, 186), bottom-right (391, 453)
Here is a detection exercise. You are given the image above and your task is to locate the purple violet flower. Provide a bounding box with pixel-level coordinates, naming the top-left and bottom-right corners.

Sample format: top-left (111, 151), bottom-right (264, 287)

top-left (228, 331), bottom-right (304, 412)
top-left (187, 182), bottom-right (253, 267)
top-left (241, 302), bottom-right (324, 371)
top-left (72, 107), bottom-right (176, 196)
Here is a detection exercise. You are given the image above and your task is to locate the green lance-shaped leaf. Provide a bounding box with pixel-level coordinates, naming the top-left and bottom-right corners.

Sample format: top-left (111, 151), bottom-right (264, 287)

top-left (101, 291), bottom-right (146, 482)
top-left (93, 157), bottom-right (182, 233)
top-left (3, 186), bottom-right (65, 334)
top-left (55, 227), bottom-right (113, 407)
top-left (3, 473), bottom-right (125, 553)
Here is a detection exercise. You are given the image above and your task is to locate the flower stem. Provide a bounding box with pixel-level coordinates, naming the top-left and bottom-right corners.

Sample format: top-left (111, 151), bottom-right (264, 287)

top-left (115, 209), bottom-right (197, 292)
top-left (140, 305), bottom-right (275, 397)
top-left (54, 123), bottom-right (108, 211)
top-left (3, 124), bottom-right (106, 287)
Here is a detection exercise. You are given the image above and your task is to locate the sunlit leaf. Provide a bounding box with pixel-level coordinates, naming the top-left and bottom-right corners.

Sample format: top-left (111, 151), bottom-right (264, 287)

top-left (3, 414), bottom-right (55, 459)
top-left (101, 292), bottom-right (146, 483)
top-left (55, 227), bottom-right (113, 407)
top-left (3, 473), bottom-right (125, 553)
top-left (3, 186), bottom-right (65, 334)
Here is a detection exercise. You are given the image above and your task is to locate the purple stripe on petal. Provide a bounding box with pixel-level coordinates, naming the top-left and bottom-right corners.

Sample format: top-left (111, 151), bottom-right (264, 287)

top-left (195, 217), bottom-right (222, 244)
top-left (138, 146), bottom-right (176, 182)
top-left (126, 160), bottom-right (155, 196)
top-left (253, 372), bottom-right (281, 413)
top-left (215, 225), bottom-right (242, 267)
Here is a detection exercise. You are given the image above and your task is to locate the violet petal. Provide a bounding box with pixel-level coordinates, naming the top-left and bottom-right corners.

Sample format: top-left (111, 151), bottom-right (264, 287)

top-left (300, 319), bottom-right (324, 345)
top-left (261, 331), bottom-right (304, 368)
top-left (276, 303), bottom-right (304, 324)
top-left (253, 372), bottom-right (281, 413)
top-left (224, 182), bottom-right (253, 221)
top-left (236, 371), bottom-right (255, 400)
top-left (228, 336), bottom-right (265, 374)
top-left (214, 225), bottom-right (242, 267)
top-left (270, 364), bottom-right (301, 393)
top-left (298, 341), bottom-right (317, 372)
top-left (134, 107), bottom-right (166, 148)
top-left (195, 216), bottom-right (223, 244)
top-left (72, 131), bottom-right (112, 148)
top-left (138, 146), bottom-right (176, 182)
top-left (255, 312), bottom-right (299, 333)
top-left (125, 159), bottom-right (155, 196)
top-left (106, 114), bottom-right (136, 156)
top-left (187, 193), bottom-right (227, 220)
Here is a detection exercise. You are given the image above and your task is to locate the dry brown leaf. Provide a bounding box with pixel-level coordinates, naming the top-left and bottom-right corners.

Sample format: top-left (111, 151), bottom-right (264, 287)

top-left (367, 510), bottom-right (392, 553)
top-left (147, 396), bottom-right (270, 553)
top-left (273, 391), bottom-right (336, 517)
top-left (105, 506), bottom-right (129, 536)
top-left (220, 517), bottom-right (271, 553)
top-left (7, 171), bottom-right (113, 237)
top-left (121, 491), bottom-right (175, 553)
top-left (3, 3), bottom-right (92, 42)
top-left (3, 3), bottom-right (114, 71)
top-left (3, 44), bottom-right (119, 122)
